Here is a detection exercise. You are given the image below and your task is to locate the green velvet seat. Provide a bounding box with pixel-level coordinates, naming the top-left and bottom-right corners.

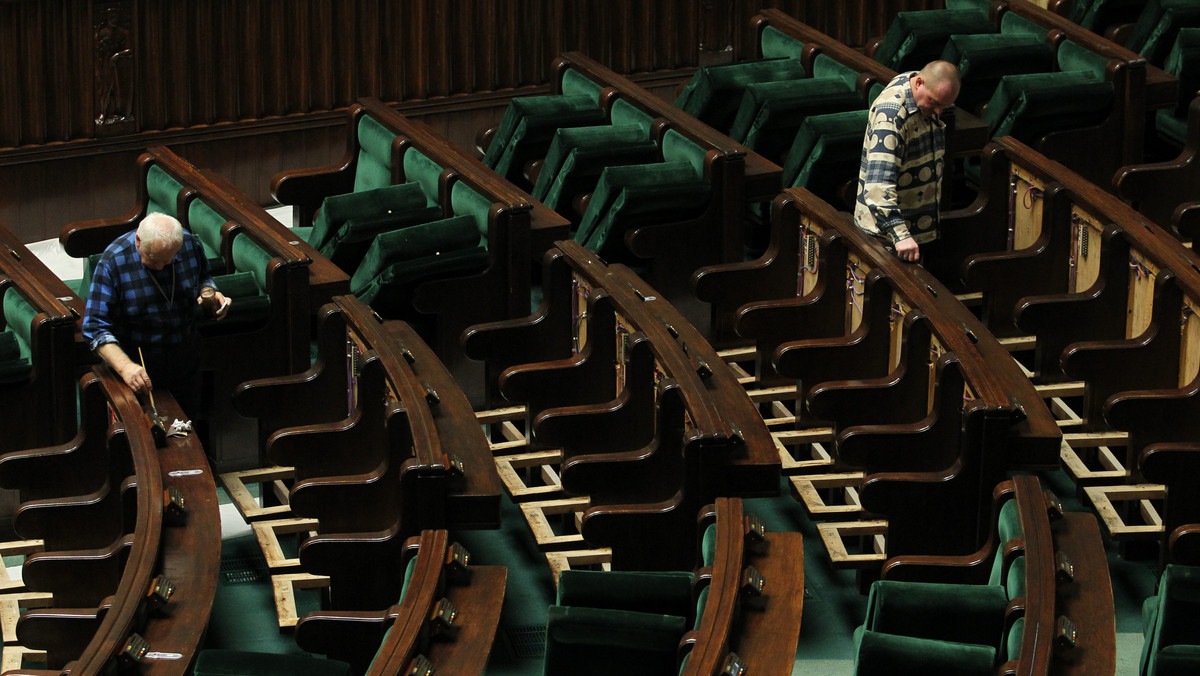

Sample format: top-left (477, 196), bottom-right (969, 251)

top-left (1141, 564), bottom-right (1200, 676)
top-left (483, 94), bottom-right (607, 185)
top-left (780, 109), bottom-right (870, 209)
top-left (1069, 0), bottom-right (1153, 37)
top-left (871, 8), bottom-right (996, 72)
top-left (728, 75), bottom-right (863, 164)
top-left (572, 157), bottom-right (710, 263)
top-left (0, 287), bottom-right (35, 384)
top-left (146, 163), bottom-right (184, 218)
top-left (353, 113), bottom-right (399, 194)
top-left (295, 181), bottom-right (443, 274)
top-left (1123, 0), bottom-right (1200, 67)
top-left (349, 213), bottom-right (488, 320)
top-left (192, 650), bottom-right (352, 676)
top-left (186, 197), bottom-right (231, 275)
top-left (1157, 28), bottom-right (1200, 147)
top-left (673, 56), bottom-right (809, 134)
top-left (939, 30), bottom-right (1056, 115)
top-left (759, 25), bottom-right (808, 61)
top-left (853, 498), bottom-right (1025, 675)
top-left (531, 124), bottom-right (660, 218)
top-left (200, 234), bottom-right (275, 331)
top-left (545, 569), bottom-right (695, 676)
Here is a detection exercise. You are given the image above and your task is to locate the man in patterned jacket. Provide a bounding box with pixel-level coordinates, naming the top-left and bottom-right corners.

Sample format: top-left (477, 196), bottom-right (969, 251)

top-left (854, 61), bottom-right (960, 263)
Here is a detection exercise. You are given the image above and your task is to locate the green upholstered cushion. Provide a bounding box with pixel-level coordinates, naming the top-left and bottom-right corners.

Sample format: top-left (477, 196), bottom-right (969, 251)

top-left (1056, 39), bottom-right (1110, 75)
top-left (661, 130), bottom-right (707, 178)
top-left (192, 649), bottom-right (352, 676)
top-left (202, 272), bottom-right (271, 329)
top-left (999, 10), bottom-right (1053, 40)
top-left (1166, 28), bottom-right (1200, 118)
top-left (483, 95), bottom-right (606, 180)
top-left (872, 9), bottom-right (996, 72)
top-left (1075, 0), bottom-right (1155, 34)
top-left (863, 579), bottom-right (1007, 647)
top-left (309, 181), bottom-right (430, 252)
top-left (784, 110), bottom-right (870, 206)
top-left (532, 124), bottom-right (659, 209)
top-left (701, 523), bottom-right (718, 567)
top-left (983, 71), bottom-right (1112, 141)
top-left (3, 287), bottom-right (37, 351)
top-left (186, 198), bottom-right (230, 272)
top-left (811, 53), bottom-right (862, 92)
top-left (673, 57), bottom-right (809, 133)
top-left (854, 628), bottom-right (996, 676)
top-left (574, 160), bottom-right (708, 251)
top-left (350, 214), bottom-right (483, 295)
top-left (354, 113), bottom-right (398, 193)
top-left (449, 181), bottom-right (494, 243)
top-left (556, 570), bottom-right (695, 618)
top-left (1125, 1), bottom-right (1200, 67)
top-left (213, 271), bottom-right (261, 299)
top-left (996, 496), bottom-right (1022, 544)
top-left (1004, 554), bottom-right (1027, 601)
top-left (402, 147), bottom-right (446, 208)
top-left (731, 77), bottom-right (863, 158)
top-left (319, 205), bottom-right (444, 273)
top-left (231, 233), bottom-right (274, 291)
top-left (692, 585), bottom-right (710, 632)
top-left (353, 245), bottom-right (488, 320)
top-left (1157, 107), bottom-right (1190, 146)
top-left (945, 0), bottom-right (991, 10)
top-left (760, 26), bottom-right (808, 61)
top-left (561, 68), bottom-right (605, 102)
top-left (146, 163), bottom-right (184, 218)
top-left (1155, 645), bottom-right (1200, 676)
top-left (609, 98), bottom-right (656, 134)
top-left (544, 605), bottom-right (688, 676)
top-left (1004, 617), bottom-right (1025, 663)
top-left (941, 34), bottom-right (1056, 113)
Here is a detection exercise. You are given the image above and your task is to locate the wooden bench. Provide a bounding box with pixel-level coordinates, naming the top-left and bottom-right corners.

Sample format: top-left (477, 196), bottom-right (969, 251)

top-left (0, 224), bottom-right (84, 455)
top-left (1113, 94), bottom-right (1200, 242)
top-left (226, 294), bottom-right (500, 613)
top-left (1, 367), bottom-right (218, 674)
top-left (868, 474), bottom-right (1115, 675)
top-left (695, 186), bottom-right (1060, 582)
top-left (466, 239), bottom-right (779, 573)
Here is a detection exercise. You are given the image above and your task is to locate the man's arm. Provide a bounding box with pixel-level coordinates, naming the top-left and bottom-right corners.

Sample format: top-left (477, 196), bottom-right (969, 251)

top-left (861, 104), bottom-right (918, 259)
top-left (96, 342), bottom-right (152, 394)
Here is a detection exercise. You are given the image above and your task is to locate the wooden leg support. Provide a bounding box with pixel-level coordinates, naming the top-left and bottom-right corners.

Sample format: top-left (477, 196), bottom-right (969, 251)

top-left (0, 592), bottom-right (52, 644)
top-left (252, 518), bottom-right (320, 573)
top-left (1084, 484), bottom-right (1165, 540)
top-left (1060, 432), bottom-right (1130, 485)
top-left (494, 450), bottom-right (564, 501)
top-left (775, 430), bottom-right (835, 475)
top-left (519, 497), bottom-right (590, 550)
top-left (271, 573), bottom-right (330, 630)
top-left (817, 520), bottom-right (888, 569)
top-left (546, 548), bottom-right (613, 586)
top-left (1, 645), bottom-right (46, 671)
top-left (217, 466), bottom-right (293, 521)
top-left (790, 472), bottom-right (865, 517)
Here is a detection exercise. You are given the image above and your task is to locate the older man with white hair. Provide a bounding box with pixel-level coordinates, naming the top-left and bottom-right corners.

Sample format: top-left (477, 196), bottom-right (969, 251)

top-left (83, 212), bottom-right (230, 423)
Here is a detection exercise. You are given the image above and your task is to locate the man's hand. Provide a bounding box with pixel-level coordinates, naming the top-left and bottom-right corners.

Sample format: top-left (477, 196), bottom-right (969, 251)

top-left (894, 237), bottom-right (920, 262)
top-left (197, 289), bottom-right (232, 320)
top-left (117, 361), bottom-right (152, 394)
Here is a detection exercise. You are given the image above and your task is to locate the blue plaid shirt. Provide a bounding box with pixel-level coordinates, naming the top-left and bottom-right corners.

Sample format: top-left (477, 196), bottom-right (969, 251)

top-left (854, 72), bottom-right (947, 245)
top-left (83, 229), bottom-right (215, 352)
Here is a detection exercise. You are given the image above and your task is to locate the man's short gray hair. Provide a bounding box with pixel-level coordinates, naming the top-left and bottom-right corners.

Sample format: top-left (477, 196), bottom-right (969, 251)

top-left (137, 212), bottom-right (184, 250)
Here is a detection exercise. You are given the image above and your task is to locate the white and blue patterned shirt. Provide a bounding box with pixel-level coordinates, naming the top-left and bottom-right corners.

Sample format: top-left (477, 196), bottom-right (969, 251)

top-left (853, 72), bottom-right (947, 245)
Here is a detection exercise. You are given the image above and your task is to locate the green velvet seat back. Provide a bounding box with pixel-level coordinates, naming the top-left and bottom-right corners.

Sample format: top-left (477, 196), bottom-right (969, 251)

top-left (783, 110), bottom-right (870, 207)
top-left (574, 160), bottom-right (710, 260)
top-left (231, 234), bottom-right (274, 293)
top-left (355, 245), bottom-right (488, 322)
top-left (940, 33), bottom-right (1055, 113)
top-left (1125, 0), bottom-right (1200, 67)
top-left (146, 163), bottom-right (184, 218)
top-left (1142, 565), bottom-right (1200, 676)
top-left (0, 288), bottom-right (35, 383)
top-left (532, 124), bottom-right (659, 212)
top-left (1004, 617), bottom-right (1026, 665)
top-left (999, 10), bottom-right (1053, 40)
top-left (673, 57), bottom-right (809, 133)
top-left (811, 53), bottom-right (863, 93)
top-left (609, 98), bottom-right (656, 134)
top-left (863, 580), bottom-right (1008, 648)
top-left (1159, 27), bottom-right (1200, 146)
top-left (449, 181), bottom-right (495, 245)
top-left (483, 95), bottom-right (606, 182)
top-left (218, 235), bottom-right (274, 328)
top-left (1073, 0), bottom-right (1154, 35)
top-left (192, 649), bottom-right (352, 676)
top-left (187, 197), bottom-right (230, 275)
top-left (700, 523), bottom-right (718, 567)
top-left (561, 68), bottom-right (605, 103)
top-left (731, 77), bottom-right (863, 160)
top-left (320, 206), bottom-right (444, 274)
top-left (661, 130), bottom-right (707, 178)
top-left (982, 67), bottom-right (1112, 142)
top-left (944, 0), bottom-right (991, 10)
top-left (990, 497), bottom-right (1022, 585)
top-left (544, 605), bottom-right (688, 676)
top-left (853, 627), bottom-right (996, 676)
top-left (311, 181), bottom-right (431, 251)
top-left (354, 113), bottom-right (398, 194)
top-left (872, 9), bottom-right (996, 72)
top-left (759, 26), bottom-right (807, 61)
top-left (402, 147), bottom-right (447, 208)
